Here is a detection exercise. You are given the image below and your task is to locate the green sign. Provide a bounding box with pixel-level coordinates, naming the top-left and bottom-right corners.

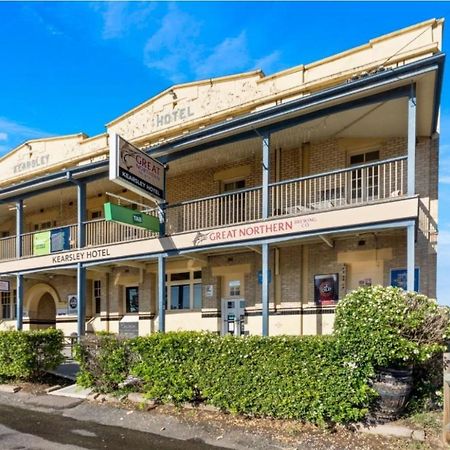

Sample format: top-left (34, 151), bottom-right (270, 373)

top-left (103, 202), bottom-right (159, 232)
top-left (33, 231), bottom-right (51, 255)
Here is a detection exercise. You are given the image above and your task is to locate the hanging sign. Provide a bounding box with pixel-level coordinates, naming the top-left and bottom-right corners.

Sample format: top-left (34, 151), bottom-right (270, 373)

top-left (0, 280), bottom-right (10, 292)
top-left (109, 132), bottom-right (165, 203)
top-left (104, 203), bottom-right (160, 232)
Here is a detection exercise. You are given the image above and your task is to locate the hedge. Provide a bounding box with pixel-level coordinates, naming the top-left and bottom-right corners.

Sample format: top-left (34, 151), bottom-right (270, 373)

top-left (75, 287), bottom-right (449, 424)
top-left (76, 332), bottom-right (375, 424)
top-left (0, 329), bottom-right (64, 381)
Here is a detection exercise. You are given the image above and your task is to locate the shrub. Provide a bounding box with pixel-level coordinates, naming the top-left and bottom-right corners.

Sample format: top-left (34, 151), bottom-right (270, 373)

top-left (333, 286), bottom-right (449, 371)
top-left (76, 331), bottom-right (375, 425)
top-left (0, 328), bottom-right (64, 381)
top-left (75, 333), bottom-right (136, 393)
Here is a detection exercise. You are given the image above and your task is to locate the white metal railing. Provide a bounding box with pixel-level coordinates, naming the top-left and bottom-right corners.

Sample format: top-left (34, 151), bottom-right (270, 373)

top-left (0, 236), bottom-right (16, 260)
top-left (85, 218), bottom-right (157, 247)
top-left (270, 157), bottom-right (407, 217)
top-left (0, 157), bottom-right (408, 260)
top-left (167, 186), bottom-right (262, 233)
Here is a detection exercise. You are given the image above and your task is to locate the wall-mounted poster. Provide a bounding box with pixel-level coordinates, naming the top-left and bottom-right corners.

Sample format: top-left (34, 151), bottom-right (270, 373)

top-left (314, 273), bottom-right (339, 306)
top-left (33, 231), bottom-right (51, 256)
top-left (390, 268), bottom-right (420, 292)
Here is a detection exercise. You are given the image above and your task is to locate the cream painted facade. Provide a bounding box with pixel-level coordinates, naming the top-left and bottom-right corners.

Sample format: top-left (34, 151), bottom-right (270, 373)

top-left (0, 19), bottom-right (444, 337)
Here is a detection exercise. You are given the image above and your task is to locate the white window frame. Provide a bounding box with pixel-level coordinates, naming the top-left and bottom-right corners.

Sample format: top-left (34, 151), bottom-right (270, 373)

top-left (166, 270), bottom-right (202, 311)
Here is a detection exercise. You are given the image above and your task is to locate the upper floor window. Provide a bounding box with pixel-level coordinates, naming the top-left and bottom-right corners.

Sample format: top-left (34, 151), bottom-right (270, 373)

top-left (349, 150), bottom-right (380, 166)
top-left (349, 150), bottom-right (380, 201)
top-left (91, 211), bottom-right (103, 220)
top-left (223, 179), bottom-right (246, 193)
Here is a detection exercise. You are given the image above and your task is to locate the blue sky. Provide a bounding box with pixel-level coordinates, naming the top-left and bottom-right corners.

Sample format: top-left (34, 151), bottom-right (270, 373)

top-left (0, 2), bottom-right (449, 303)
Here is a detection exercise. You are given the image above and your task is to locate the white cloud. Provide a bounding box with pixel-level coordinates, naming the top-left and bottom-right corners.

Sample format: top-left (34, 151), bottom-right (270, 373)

top-left (144, 5), bottom-right (202, 83)
top-left (195, 32), bottom-right (250, 79)
top-left (0, 117), bottom-right (52, 155)
top-left (143, 5), bottom-right (281, 83)
top-left (96, 2), bottom-right (156, 40)
top-left (253, 50), bottom-right (282, 75)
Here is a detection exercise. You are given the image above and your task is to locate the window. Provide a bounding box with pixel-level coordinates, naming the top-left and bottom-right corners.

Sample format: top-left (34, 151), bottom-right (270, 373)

top-left (1, 291), bottom-right (11, 319)
top-left (1, 231), bottom-right (10, 238)
top-left (223, 179), bottom-right (246, 192)
top-left (93, 280), bottom-right (101, 314)
top-left (34, 221), bottom-right (55, 231)
top-left (125, 286), bottom-right (139, 313)
top-left (349, 150), bottom-right (380, 201)
top-left (220, 179), bottom-right (246, 225)
top-left (229, 280), bottom-right (241, 297)
top-left (91, 210), bottom-right (103, 220)
top-left (166, 270), bottom-right (202, 310)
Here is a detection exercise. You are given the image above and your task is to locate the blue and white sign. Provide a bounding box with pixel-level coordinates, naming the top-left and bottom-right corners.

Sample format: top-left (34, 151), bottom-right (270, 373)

top-left (390, 268), bottom-right (420, 292)
top-left (257, 270), bottom-right (272, 285)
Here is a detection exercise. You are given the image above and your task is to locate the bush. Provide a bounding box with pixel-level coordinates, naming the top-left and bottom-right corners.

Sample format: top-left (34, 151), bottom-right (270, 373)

top-left (0, 328), bottom-right (64, 381)
top-left (76, 331), bottom-right (375, 425)
top-left (75, 333), bottom-right (136, 393)
top-left (333, 286), bottom-right (449, 371)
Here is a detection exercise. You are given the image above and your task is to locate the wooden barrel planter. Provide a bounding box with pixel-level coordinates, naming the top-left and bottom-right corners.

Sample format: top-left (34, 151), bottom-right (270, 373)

top-left (371, 367), bottom-right (413, 421)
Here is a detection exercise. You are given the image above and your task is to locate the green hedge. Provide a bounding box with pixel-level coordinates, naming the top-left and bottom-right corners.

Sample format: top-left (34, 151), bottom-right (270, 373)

top-left (75, 288), bottom-right (449, 424)
top-left (76, 332), bottom-right (375, 424)
top-left (0, 329), bottom-right (64, 381)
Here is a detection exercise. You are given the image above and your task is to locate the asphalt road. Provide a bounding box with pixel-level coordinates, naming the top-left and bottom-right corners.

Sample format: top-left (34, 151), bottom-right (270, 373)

top-left (0, 403), bottom-right (225, 450)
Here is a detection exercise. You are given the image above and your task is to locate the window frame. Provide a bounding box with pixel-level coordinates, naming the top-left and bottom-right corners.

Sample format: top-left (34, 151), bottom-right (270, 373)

top-left (124, 285), bottom-right (139, 314)
top-left (166, 270), bottom-right (202, 311)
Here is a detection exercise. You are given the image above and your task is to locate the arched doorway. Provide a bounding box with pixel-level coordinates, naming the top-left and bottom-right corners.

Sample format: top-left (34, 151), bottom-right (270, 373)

top-left (35, 293), bottom-right (56, 329)
top-left (25, 283), bottom-right (59, 330)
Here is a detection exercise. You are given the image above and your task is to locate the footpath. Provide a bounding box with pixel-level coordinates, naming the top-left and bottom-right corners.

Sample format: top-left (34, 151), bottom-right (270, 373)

top-left (0, 362), bottom-right (441, 450)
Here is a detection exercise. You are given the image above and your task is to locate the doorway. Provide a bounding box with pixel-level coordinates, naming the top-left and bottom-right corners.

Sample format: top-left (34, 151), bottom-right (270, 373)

top-left (34, 293), bottom-right (56, 329)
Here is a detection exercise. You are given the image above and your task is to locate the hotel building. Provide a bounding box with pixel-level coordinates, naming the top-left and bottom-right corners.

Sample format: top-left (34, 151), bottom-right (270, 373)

top-left (0, 19), bottom-right (444, 337)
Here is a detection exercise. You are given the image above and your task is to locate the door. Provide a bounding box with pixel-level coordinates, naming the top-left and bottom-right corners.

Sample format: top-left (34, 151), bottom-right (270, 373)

top-left (349, 150), bottom-right (380, 203)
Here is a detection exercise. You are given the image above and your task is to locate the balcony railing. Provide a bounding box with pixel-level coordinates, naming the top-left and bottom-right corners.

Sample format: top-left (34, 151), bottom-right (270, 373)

top-left (169, 156), bottom-right (407, 232)
top-left (85, 218), bottom-right (157, 247)
top-left (0, 236), bottom-right (16, 261)
top-left (21, 224), bottom-right (78, 258)
top-left (0, 157), bottom-right (408, 261)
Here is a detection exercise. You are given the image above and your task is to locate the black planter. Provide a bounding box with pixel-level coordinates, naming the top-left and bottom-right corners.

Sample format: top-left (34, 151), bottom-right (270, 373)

top-left (371, 367), bottom-right (413, 422)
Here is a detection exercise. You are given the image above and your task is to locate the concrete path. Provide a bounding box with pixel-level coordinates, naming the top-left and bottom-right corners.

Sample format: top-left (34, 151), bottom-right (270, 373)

top-left (48, 360), bottom-right (80, 381)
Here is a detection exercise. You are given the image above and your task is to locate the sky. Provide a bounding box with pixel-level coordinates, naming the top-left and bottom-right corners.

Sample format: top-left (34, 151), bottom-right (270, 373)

top-left (0, 1), bottom-right (449, 303)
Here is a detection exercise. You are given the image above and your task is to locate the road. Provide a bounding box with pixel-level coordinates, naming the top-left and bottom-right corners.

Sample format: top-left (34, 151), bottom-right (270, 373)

top-left (0, 403), bottom-right (224, 450)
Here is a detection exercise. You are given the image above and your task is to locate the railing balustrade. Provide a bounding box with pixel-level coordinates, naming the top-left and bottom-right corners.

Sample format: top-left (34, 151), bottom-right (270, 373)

top-left (270, 157), bottom-right (407, 217)
top-left (0, 157), bottom-right (408, 260)
top-left (85, 217), bottom-right (157, 247)
top-left (0, 236), bottom-right (16, 261)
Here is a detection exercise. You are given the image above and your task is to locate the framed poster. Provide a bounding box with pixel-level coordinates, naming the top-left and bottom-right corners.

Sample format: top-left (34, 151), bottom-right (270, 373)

top-left (314, 273), bottom-right (339, 306)
top-left (390, 268), bottom-right (420, 292)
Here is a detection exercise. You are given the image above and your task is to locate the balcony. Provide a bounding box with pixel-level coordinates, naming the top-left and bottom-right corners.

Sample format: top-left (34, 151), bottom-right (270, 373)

top-left (0, 157), bottom-right (408, 262)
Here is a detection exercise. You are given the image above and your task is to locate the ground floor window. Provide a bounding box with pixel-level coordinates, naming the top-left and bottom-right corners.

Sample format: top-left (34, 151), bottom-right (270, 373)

top-left (167, 270), bottom-right (202, 310)
top-left (1, 290), bottom-right (15, 319)
top-left (93, 280), bottom-right (101, 314)
top-left (125, 286), bottom-right (139, 313)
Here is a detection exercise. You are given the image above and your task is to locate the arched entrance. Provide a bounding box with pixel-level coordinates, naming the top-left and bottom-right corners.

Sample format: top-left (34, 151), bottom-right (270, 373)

top-left (25, 283), bottom-right (59, 330)
top-left (35, 293), bottom-right (56, 329)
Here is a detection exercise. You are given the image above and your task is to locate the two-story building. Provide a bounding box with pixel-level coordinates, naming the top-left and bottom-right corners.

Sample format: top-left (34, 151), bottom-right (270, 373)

top-left (0, 19), bottom-right (443, 337)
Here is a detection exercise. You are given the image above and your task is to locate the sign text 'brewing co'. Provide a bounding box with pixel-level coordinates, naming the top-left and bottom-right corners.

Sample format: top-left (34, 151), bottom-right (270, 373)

top-left (109, 133), bottom-right (165, 203)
